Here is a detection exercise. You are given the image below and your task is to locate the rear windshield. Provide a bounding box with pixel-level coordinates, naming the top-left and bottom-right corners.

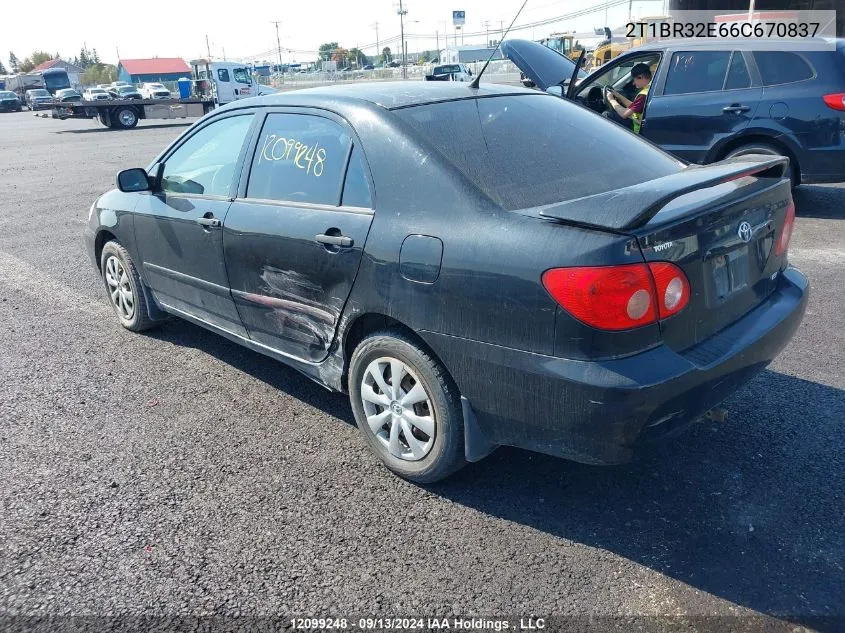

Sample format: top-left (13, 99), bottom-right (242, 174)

top-left (434, 65), bottom-right (462, 74)
top-left (393, 94), bottom-right (682, 210)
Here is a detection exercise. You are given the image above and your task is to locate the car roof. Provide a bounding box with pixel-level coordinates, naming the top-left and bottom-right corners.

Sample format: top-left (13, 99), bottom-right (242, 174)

top-left (633, 36), bottom-right (843, 52)
top-left (220, 81), bottom-right (538, 111)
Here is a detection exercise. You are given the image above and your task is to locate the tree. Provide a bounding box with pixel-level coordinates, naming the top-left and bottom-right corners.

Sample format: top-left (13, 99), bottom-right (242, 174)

top-left (81, 63), bottom-right (117, 86)
top-left (331, 47), bottom-right (349, 67)
top-left (318, 42), bottom-right (339, 61)
top-left (79, 47), bottom-right (90, 69)
top-left (19, 58), bottom-right (34, 73)
top-left (348, 48), bottom-right (368, 67)
top-left (381, 47), bottom-right (392, 64)
top-left (91, 49), bottom-right (100, 64)
top-left (9, 52), bottom-right (19, 72)
top-left (0, 60), bottom-right (6, 74)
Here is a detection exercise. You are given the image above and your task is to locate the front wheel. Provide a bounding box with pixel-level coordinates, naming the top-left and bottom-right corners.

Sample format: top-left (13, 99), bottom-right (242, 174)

top-left (348, 331), bottom-right (466, 483)
top-left (100, 241), bottom-right (157, 332)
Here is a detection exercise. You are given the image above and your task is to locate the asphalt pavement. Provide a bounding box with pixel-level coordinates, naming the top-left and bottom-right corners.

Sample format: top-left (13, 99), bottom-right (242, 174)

top-left (0, 111), bottom-right (843, 633)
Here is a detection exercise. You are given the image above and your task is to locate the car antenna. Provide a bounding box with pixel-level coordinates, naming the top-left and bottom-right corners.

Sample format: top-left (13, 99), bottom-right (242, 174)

top-left (469, 0), bottom-right (529, 89)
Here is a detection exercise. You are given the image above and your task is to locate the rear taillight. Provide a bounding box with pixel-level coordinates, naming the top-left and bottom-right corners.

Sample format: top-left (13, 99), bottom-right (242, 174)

top-left (775, 200), bottom-right (796, 256)
top-left (648, 262), bottom-right (690, 319)
top-left (823, 93), bottom-right (845, 111)
top-left (542, 262), bottom-right (690, 331)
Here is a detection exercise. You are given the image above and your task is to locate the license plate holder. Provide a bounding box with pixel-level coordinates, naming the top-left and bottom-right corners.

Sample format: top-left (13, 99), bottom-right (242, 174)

top-left (709, 246), bottom-right (749, 302)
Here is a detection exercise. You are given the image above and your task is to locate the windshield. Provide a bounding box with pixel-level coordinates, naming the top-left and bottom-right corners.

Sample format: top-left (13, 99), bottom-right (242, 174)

top-left (0, 91), bottom-right (16, 98)
top-left (577, 53), bottom-right (661, 94)
top-left (30, 89), bottom-right (50, 96)
top-left (44, 72), bottom-right (70, 91)
top-left (89, 89), bottom-right (106, 94)
top-left (118, 86), bottom-right (135, 93)
top-left (394, 94), bottom-right (682, 210)
top-left (149, 84), bottom-right (166, 89)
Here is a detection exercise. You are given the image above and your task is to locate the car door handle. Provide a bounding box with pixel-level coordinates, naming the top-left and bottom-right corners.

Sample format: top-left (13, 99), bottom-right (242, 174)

top-left (723, 104), bottom-right (750, 114)
top-left (315, 233), bottom-right (353, 247)
top-left (196, 217), bottom-right (221, 228)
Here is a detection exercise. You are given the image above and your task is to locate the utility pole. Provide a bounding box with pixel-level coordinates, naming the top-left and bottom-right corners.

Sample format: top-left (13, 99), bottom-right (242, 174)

top-left (372, 22), bottom-right (380, 64)
top-left (397, 0), bottom-right (407, 79)
top-left (222, 47), bottom-right (226, 61)
top-left (206, 34), bottom-right (211, 60)
top-left (482, 20), bottom-right (490, 47)
top-left (271, 21), bottom-right (283, 72)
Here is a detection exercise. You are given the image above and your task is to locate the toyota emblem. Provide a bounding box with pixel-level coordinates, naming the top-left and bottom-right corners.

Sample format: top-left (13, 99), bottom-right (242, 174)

top-left (737, 221), bottom-right (753, 243)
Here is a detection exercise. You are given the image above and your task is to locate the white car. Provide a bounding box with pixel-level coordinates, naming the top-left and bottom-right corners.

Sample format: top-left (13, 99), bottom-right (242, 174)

top-left (83, 87), bottom-right (111, 101)
top-left (139, 83), bottom-right (172, 99)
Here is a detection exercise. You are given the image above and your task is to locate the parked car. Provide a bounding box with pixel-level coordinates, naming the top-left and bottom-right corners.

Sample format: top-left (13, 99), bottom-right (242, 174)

top-left (25, 88), bottom-right (53, 110)
top-left (108, 85), bottom-right (142, 100)
top-left (503, 37), bottom-right (845, 187)
top-left (84, 82), bottom-right (808, 483)
top-left (425, 63), bottom-right (474, 82)
top-left (54, 88), bottom-right (82, 103)
top-left (139, 82), bottom-right (171, 99)
top-left (83, 87), bottom-right (112, 101)
top-left (0, 90), bottom-right (22, 112)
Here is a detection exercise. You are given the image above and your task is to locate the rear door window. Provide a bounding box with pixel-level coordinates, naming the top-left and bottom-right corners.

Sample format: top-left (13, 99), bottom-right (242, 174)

top-left (753, 51), bottom-right (814, 85)
top-left (393, 94), bottom-right (681, 210)
top-left (246, 113), bottom-right (352, 206)
top-left (664, 51), bottom-right (732, 95)
top-left (341, 145), bottom-right (373, 208)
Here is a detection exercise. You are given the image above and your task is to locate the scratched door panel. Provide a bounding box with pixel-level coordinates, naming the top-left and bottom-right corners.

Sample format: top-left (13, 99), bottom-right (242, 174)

top-left (223, 112), bottom-right (374, 362)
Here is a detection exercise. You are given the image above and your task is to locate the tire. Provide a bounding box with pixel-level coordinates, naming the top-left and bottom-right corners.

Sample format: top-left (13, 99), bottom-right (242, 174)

top-left (724, 142), bottom-right (798, 188)
top-left (112, 106), bottom-right (138, 129)
top-left (348, 330), bottom-right (466, 483)
top-left (100, 241), bottom-right (157, 332)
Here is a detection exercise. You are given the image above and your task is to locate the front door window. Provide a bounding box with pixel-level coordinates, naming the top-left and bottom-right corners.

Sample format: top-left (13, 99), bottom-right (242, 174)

top-left (161, 114), bottom-right (254, 197)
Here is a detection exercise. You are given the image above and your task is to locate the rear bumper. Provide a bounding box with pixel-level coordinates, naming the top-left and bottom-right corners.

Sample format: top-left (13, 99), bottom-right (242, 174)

top-left (421, 266), bottom-right (809, 465)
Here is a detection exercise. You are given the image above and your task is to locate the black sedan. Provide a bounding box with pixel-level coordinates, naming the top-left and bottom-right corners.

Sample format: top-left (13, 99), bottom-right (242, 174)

top-left (0, 90), bottom-right (22, 112)
top-left (84, 82), bottom-right (808, 483)
top-left (54, 89), bottom-right (82, 103)
top-left (107, 85), bottom-right (143, 100)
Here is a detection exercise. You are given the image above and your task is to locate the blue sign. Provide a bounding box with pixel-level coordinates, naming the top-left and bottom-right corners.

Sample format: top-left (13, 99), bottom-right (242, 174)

top-left (453, 10), bottom-right (465, 26)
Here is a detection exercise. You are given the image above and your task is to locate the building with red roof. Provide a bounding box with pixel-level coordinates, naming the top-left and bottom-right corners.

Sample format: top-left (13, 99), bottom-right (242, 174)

top-left (117, 57), bottom-right (191, 85)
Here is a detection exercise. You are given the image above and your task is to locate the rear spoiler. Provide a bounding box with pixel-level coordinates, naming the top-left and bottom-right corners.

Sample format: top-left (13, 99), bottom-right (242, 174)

top-left (538, 155), bottom-right (789, 231)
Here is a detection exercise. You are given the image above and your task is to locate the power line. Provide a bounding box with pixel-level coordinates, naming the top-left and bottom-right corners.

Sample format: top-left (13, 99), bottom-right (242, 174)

top-left (237, 0), bottom-right (631, 61)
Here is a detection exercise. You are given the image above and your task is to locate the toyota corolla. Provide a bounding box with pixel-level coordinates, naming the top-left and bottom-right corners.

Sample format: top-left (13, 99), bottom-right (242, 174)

top-left (83, 82), bottom-right (808, 483)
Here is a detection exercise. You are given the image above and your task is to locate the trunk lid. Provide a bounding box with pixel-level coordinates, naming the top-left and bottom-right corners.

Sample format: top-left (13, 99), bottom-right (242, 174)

top-left (538, 154), bottom-right (794, 352)
top-left (634, 176), bottom-right (793, 351)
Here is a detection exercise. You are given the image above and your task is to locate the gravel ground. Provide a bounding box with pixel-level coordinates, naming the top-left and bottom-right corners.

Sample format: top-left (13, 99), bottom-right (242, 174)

top-left (0, 111), bottom-right (843, 633)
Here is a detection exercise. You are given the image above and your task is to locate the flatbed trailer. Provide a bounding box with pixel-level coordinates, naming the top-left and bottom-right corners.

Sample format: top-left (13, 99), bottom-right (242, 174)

top-left (50, 97), bottom-right (215, 129)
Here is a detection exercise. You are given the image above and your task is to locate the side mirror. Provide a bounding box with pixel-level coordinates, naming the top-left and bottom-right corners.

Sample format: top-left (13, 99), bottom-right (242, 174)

top-left (546, 85), bottom-right (564, 98)
top-left (117, 168), bottom-right (151, 192)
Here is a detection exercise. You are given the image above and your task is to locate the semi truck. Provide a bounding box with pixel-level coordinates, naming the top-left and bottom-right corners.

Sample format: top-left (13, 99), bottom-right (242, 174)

top-left (7, 68), bottom-right (72, 103)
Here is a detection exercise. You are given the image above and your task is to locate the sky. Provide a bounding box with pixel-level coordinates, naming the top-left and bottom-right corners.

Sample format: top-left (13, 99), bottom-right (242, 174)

top-left (3, 0), bottom-right (668, 69)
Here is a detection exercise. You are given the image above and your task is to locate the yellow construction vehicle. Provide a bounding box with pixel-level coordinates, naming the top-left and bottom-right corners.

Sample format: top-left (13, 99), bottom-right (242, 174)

top-left (539, 33), bottom-right (586, 63)
top-left (591, 16), bottom-right (672, 68)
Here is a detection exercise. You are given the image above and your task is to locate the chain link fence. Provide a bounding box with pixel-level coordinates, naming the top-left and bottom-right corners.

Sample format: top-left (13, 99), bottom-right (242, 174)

top-left (261, 59), bottom-right (524, 90)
